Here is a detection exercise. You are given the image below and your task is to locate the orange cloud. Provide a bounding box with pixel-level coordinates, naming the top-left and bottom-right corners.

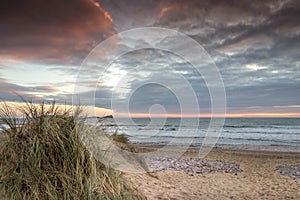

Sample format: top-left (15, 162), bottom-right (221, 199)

top-left (158, 2), bottom-right (189, 18)
top-left (93, 1), bottom-right (113, 22)
top-left (0, 0), bottom-right (115, 64)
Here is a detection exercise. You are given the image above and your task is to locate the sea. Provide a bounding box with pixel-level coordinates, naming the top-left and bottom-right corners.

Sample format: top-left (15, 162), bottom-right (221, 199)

top-left (1, 117), bottom-right (300, 152)
top-left (96, 117), bottom-right (300, 152)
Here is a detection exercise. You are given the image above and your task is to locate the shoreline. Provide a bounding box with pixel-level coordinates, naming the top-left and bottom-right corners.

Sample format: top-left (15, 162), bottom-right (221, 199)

top-left (131, 142), bottom-right (300, 154)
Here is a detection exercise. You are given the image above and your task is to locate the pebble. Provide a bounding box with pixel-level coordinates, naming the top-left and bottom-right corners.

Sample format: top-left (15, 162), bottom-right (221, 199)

top-left (275, 165), bottom-right (300, 179)
top-left (144, 156), bottom-right (243, 175)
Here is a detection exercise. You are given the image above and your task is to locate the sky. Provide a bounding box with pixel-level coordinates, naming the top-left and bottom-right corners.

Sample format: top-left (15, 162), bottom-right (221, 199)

top-left (0, 0), bottom-right (300, 117)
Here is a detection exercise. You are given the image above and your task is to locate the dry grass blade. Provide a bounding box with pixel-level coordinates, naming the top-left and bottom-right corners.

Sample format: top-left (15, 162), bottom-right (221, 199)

top-left (0, 101), bottom-right (142, 200)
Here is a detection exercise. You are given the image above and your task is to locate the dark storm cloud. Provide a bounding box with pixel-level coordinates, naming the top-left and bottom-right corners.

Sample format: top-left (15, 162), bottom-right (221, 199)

top-left (151, 0), bottom-right (299, 51)
top-left (0, 0), bottom-right (114, 64)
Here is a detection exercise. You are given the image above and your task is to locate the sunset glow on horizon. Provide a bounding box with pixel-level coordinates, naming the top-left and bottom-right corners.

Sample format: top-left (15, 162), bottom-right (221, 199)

top-left (113, 112), bottom-right (300, 118)
top-left (2, 101), bottom-right (299, 118)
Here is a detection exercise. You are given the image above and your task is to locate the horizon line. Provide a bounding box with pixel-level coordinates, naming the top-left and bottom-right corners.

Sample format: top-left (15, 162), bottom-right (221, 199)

top-left (2, 101), bottom-right (300, 118)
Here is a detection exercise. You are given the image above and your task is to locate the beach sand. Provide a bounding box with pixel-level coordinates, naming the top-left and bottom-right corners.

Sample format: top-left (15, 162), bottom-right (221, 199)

top-left (1, 131), bottom-right (299, 199)
top-left (125, 147), bottom-right (300, 200)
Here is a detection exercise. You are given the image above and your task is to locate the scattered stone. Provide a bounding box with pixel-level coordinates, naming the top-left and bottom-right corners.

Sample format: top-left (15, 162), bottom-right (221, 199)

top-left (144, 156), bottom-right (243, 175)
top-left (275, 165), bottom-right (300, 179)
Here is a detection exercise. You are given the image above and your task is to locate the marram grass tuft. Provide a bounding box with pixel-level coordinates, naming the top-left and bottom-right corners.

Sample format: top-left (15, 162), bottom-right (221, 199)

top-left (0, 101), bottom-right (142, 200)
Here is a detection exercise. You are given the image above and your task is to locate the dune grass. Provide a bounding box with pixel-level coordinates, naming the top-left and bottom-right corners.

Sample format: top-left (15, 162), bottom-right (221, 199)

top-left (111, 133), bottom-right (129, 144)
top-left (0, 101), bottom-right (142, 200)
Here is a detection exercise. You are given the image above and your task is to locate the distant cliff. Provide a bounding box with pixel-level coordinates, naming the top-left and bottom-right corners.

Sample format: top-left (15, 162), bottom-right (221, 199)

top-left (101, 115), bottom-right (113, 119)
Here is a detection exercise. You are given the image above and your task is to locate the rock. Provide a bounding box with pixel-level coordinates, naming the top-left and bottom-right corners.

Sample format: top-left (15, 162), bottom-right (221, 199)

top-left (275, 165), bottom-right (300, 179)
top-left (144, 156), bottom-right (243, 175)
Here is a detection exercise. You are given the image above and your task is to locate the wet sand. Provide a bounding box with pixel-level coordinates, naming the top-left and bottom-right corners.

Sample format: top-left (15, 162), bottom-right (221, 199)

top-left (125, 147), bottom-right (300, 200)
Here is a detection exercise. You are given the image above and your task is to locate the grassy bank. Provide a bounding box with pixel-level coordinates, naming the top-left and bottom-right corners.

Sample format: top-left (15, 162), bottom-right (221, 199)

top-left (0, 101), bottom-right (141, 200)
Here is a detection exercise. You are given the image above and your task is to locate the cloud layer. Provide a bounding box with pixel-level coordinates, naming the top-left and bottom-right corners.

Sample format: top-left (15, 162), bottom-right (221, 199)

top-left (0, 0), bottom-right (299, 116)
top-left (0, 0), bottom-right (114, 64)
